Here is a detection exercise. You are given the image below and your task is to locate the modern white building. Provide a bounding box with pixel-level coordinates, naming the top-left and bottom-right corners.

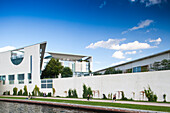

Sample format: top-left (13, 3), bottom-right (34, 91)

top-left (0, 42), bottom-right (170, 102)
top-left (95, 50), bottom-right (170, 74)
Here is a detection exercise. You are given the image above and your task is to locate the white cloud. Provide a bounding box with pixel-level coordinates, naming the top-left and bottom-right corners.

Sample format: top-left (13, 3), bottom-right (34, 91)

top-left (122, 19), bottom-right (153, 34)
top-left (112, 51), bottom-right (125, 59)
top-left (111, 61), bottom-right (126, 66)
top-left (125, 51), bottom-right (137, 55)
top-left (148, 37), bottom-right (162, 45)
top-left (131, 0), bottom-right (136, 2)
top-left (86, 39), bottom-right (154, 50)
top-left (0, 46), bottom-right (16, 53)
top-left (140, 0), bottom-right (166, 7)
top-left (139, 50), bottom-right (143, 53)
top-left (126, 58), bottom-right (132, 61)
top-left (86, 38), bottom-right (126, 49)
top-left (99, 1), bottom-right (106, 8)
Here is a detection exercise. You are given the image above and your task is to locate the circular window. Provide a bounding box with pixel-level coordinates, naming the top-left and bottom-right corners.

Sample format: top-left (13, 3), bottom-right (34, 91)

top-left (11, 49), bottom-right (24, 65)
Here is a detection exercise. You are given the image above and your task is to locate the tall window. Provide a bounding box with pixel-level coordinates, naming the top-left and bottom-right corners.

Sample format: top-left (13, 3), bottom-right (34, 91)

top-left (8, 75), bottom-right (14, 84)
top-left (18, 74), bottom-right (24, 84)
top-left (1, 75), bottom-right (6, 85)
top-left (28, 73), bottom-right (32, 84)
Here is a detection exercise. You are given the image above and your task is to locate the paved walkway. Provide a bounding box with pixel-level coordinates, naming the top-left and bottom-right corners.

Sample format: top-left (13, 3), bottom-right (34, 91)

top-left (2, 95), bottom-right (170, 107)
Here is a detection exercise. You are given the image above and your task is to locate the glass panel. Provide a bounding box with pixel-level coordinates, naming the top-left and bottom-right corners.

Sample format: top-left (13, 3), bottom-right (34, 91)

top-left (41, 84), bottom-right (46, 88)
top-left (41, 80), bottom-right (46, 83)
top-left (2, 75), bottom-right (6, 80)
top-left (8, 75), bottom-right (14, 80)
top-left (18, 80), bottom-right (24, 84)
top-left (3, 80), bottom-right (5, 85)
top-left (0, 76), bottom-right (2, 80)
top-left (9, 80), bottom-right (14, 84)
top-left (18, 74), bottom-right (24, 80)
top-left (47, 84), bottom-right (52, 88)
top-left (29, 80), bottom-right (32, 84)
top-left (47, 79), bottom-right (52, 83)
top-left (28, 73), bottom-right (31, 80)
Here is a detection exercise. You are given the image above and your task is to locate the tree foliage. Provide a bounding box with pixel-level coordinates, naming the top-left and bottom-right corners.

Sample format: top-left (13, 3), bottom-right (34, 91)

top-left (52, 87), bottom-right (56, 96)
top-left (61, 67), bottom-right (73, 78)
top-left (152, 59), bottom-right (170, 71)
top-left (104, 68), bottom-right (122, 75)
top-left (82, 84), bottom-right (92, 98)
top-left (41, 58), bottom-right (63, 78)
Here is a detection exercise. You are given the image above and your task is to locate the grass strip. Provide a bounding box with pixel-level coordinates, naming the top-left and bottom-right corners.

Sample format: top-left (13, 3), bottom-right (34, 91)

top-left (0, 96), bottom-right (170, 112)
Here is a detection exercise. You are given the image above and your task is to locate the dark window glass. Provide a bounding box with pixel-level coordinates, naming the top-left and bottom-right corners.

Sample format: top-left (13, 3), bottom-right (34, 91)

top-left (41, 80), bottom-right (46, 83)
top-left (47, 79), bottom-right (52, 83)
top-left (18, 74), bottom-right (24, 80)
top-left (47, 84), bottom-right (52, 88)
top-left (8, 75), bottom-right (14, 80)
top-left (28, 73), bottom-right (31, 80)
top-left (41, 84), bottom-right (46, 88)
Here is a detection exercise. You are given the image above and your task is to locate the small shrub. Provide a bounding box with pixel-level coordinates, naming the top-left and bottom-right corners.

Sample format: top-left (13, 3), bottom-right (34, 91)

top-left (144, 86), bottom-right (157, 102)
top-left (52, 88), bottom-right (56, 96)
top-left (121, 91), bottom-right (128, 100)
top-left (3, 92), bottom-right (6, 95)
top-left (82, 84), bottom-right (93, 98)
top-left (18, 89), bottom-right (23, 96)
top-left (39, 92), bottom-right (44, 97)
top-left (32, 85), bottom-right (40, 96)
top-left (102, 94), bottom-right (107, 99)
top-left (68, 89), bottom-right (78, 98)
top-left (47, 92), bottom-right (51, 97)
top-left (13, 87), bottom-right (18, 95)
top-left (163, 94), bottom-right (166, 102)
top-left (7, 91), bottom-right (10, 95)
top-left (23, 85), bottom-right (28, 96)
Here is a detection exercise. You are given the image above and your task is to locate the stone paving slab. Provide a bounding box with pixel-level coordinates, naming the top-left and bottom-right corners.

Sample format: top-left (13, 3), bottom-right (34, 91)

top-left (0, 98), bottom-right (168, 113)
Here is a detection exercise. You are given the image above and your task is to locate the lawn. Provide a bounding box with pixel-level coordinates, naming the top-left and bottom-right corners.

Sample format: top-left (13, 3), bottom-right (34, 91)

top-left (0, 96), bottom-right (170, 112)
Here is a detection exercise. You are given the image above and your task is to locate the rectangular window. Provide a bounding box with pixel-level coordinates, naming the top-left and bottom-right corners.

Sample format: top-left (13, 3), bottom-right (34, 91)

top-left (28, 73), bottom-right (32, 84)
top-left (47, 79), bottom-right (52, 83)
top-left (47, 84), bottom-right (52, 88)
top-left (2, 75), bottom-right (6, 85)
top-left (41, 84), bottom-right (46, 88)
top-left (41, 80), bottom-right (46, 83)
top-left (8, 75), bottom-right (14, 84)
top-left (0, 76), bottom-right (2, 80)
top-left (18, 74), bottom-right (24, 84)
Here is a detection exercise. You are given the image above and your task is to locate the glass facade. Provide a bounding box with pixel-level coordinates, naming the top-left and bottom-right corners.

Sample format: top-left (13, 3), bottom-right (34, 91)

top-left (8, 75), bottom-right (14, 84)
top-left (18, 74), bottom-right (24, 84)
top-left (133, 66), bottom-right (141, 73)
top-left (28, 73), bottom-right (32, 84)
top-left (41, 79), bottom-right (52, 88)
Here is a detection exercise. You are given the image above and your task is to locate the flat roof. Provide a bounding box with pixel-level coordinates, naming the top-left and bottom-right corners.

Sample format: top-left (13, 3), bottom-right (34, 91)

top-left (47, 52), bottom-right (91, 61)
top-left (95, 49), bottom-right (170, 73)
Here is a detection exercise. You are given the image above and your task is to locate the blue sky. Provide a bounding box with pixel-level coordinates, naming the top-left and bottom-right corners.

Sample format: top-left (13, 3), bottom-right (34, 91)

top-left (0, 0), bottom-right (170, 71)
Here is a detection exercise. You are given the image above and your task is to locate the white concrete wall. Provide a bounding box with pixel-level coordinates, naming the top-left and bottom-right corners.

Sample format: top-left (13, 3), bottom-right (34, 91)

top-left (52, 70), bottom-right (170, 101)
top-left (0, 44), bottom-right (41, 95)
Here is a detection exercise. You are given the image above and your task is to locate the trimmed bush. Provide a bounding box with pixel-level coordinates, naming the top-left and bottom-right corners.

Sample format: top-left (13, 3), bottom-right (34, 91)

top-left (13, 87), bottom-right (18, 95)
top-left (23, 85), bottom-right (28, 96)
top-left (102, 94), bottom-right (107, 99)
top-left (68, 89), bottom-right (78, 98)
top-left (18, 89), bottom-right (23, 96)
top-left (47, 92), bottom-right (51, 97)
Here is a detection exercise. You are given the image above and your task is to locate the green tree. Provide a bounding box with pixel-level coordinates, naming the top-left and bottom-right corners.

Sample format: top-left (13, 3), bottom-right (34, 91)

top-left (104, 68), bottom-right (122, 75)
top-left (61, 67), bottom-right (73, 78)
top-left (161, 59), bottom-right (168, 70)
top-left (23, 85), bottom-right (28, 96)
top-left (41, 58), bottom-right (63, 78)
top-left (13, 87), bottom-right (18, 95)
top-left (152, 62), bottom-right (160, 71)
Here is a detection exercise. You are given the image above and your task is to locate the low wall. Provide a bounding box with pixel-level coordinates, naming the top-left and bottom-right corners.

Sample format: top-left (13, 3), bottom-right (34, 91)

top-left (52, 70), bottom-right (170, 101)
